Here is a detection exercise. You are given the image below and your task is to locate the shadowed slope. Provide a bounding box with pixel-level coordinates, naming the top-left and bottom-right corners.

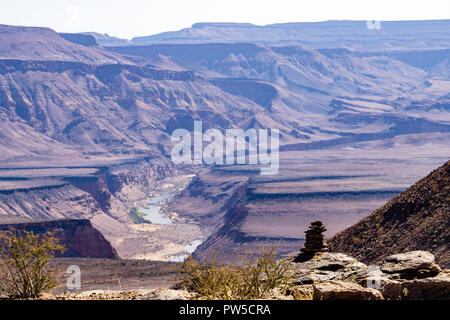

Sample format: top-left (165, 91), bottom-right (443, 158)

top-left (329, 160), bottom-right (450, 267)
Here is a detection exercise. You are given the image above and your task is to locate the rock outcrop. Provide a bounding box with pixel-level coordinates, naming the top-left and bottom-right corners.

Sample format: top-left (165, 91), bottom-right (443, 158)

top-left (290, 250), bottom-right (449, 300)
top-left (0, 219), bottom-right (118, 258)
top-left (291, 252), bottom-right (367, 284)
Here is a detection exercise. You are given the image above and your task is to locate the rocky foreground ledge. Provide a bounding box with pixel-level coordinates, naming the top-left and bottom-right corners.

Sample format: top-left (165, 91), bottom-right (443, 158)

top-left (33, 250), bottom-right (449, 300)
top-left (289, 250), bottom-right (449, 300)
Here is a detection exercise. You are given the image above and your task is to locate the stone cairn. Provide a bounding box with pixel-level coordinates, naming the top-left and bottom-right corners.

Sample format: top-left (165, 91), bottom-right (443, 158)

top-left (300, 221), bottom-right (328, 255)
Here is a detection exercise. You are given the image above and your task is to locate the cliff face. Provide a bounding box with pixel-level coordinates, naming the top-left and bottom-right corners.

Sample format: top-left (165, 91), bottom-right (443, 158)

top-left (0, 157), bottom-right (180, 258)
top-left (329, 160), bottom-right (450, 267)
top-left (0, 219), bottom-right (118, 258)
top-left (0, 56), bottom-right (264, 161)
top-left (193, 183), bottom-right (250, 261)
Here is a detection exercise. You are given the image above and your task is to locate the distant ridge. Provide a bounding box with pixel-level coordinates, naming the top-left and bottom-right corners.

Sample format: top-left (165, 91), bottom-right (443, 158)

top-left (129, 20), bottom-right (450, 50)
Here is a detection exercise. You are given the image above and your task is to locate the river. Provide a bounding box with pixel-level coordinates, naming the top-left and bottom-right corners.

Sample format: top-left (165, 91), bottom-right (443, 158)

top-left (137, 194), bottom-right (172, 225)
top-left (135, 189), bottom-right (204, 261)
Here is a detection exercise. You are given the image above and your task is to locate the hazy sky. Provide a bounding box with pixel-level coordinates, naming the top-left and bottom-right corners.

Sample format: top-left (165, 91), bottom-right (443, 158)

top-left (1, 0), bottom-right (449, 39)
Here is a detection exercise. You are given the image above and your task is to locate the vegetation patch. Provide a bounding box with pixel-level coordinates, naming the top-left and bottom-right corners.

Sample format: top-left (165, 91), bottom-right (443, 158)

top-left (0, 229), bottom-right (65, 298)
top-left (179, 249), bottom-right (292, 300)
top-left (129, 207), bottom-right (148, 224)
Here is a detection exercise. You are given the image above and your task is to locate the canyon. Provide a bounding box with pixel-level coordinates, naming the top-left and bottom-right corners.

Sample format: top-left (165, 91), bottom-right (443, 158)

top-left (0, 21), bottom-right (449, 264)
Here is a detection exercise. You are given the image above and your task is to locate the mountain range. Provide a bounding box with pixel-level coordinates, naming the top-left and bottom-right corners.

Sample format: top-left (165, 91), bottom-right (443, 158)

top-left (91, 20), bottom-right (450, 50)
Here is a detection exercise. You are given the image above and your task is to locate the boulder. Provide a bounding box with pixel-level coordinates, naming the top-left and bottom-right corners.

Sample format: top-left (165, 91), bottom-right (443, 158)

top-left (313, 280), bottom-right (383, 300)
top-left (381, 251), bottom-right (441, 279)
top-left (290, 252), bottom-right (367, 284)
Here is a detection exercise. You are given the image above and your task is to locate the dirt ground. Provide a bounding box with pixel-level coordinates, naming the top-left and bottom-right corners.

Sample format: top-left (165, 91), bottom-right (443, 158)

top-left (49, 258), bottom-right (182, 294)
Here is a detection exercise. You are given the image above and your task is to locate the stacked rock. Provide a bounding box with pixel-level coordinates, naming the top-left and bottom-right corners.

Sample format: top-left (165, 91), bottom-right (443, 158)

top-left (300, 221), bottom-right (328, 254)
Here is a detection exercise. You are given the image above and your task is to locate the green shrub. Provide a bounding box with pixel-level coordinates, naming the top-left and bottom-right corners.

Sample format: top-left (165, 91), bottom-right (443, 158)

top-left (180, 249), bottom-right (292, 300)
top-left (129, 207), bottom-right (147, 224)
top-left (0, 229), bottom-right (66, 298)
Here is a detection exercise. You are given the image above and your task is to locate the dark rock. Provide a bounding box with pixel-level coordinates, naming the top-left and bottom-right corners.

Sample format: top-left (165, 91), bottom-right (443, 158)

top-left (299, 221), bottom-right (329, 255)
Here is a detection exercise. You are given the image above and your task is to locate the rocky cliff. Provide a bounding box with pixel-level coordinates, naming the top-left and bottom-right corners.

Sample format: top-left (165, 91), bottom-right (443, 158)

top-left (0, 219), bottom-right (118, 258)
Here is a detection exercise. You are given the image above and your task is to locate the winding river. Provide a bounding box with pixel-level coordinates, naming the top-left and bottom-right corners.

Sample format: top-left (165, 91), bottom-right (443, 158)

top-left (136, 192), bottom-right (204, 261)
top-left (137, 194), bottom-right (172, 225)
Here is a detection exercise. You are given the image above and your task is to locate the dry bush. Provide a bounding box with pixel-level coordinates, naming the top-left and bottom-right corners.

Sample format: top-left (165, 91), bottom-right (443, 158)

top-left (180, 249), bottom-right (292, 300)
top-left (0, 229), bottom-right (66, 298)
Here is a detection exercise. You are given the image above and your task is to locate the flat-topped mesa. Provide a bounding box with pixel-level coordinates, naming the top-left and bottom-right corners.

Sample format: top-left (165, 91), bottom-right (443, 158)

top-left (300, 221), bottom-right (329, 255)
